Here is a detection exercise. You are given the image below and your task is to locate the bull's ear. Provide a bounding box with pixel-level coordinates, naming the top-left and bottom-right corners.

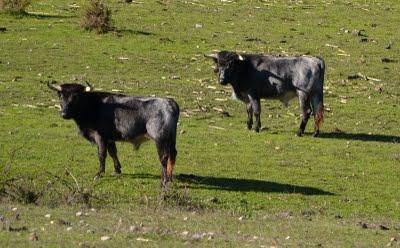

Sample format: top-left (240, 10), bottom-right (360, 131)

top-left (84, 81), bottom-right (93, 92)
top-left (237, 54), bottom-right (244, 61)
top-left (204, 54), bottom-right (218, 63)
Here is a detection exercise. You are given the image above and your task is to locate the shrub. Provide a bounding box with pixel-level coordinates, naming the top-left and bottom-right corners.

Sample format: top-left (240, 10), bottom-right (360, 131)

top-left (81, 0), bottom-right (113, 34)
top-left (1, 0), bottom-right (31, 15)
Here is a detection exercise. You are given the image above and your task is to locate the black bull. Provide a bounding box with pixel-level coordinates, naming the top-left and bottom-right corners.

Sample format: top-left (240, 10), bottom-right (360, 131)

top-left (48, 82), bottom-right (179, 186)
top-left (206, 51), bottom-right (325, 137)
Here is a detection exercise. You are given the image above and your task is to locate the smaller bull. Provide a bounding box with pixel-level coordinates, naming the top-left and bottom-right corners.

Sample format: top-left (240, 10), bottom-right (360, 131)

top-left (48, 81), bottom-right (179, 187)
top-left (206, 51), bottom-right (325, 137)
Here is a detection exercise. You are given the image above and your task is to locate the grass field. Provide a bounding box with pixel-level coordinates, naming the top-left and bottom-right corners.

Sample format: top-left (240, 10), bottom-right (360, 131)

top-left (0, 0), bottom-right (399, 246)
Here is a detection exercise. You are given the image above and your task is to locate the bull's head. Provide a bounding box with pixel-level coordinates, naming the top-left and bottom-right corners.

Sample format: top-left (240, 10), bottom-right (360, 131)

top-left (48, 81), bottom-right (93, 119)
top-left (205, 51), bottom-right (244, 85)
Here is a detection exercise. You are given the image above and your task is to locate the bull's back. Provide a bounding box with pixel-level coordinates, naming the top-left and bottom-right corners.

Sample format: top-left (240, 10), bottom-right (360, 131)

top-left (255, 55), bottom-right (324, 92)
top-left (107, 96), bottom-right (179, 141)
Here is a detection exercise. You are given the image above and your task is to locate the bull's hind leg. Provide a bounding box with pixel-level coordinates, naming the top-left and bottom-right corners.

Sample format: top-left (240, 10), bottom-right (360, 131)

top-left (107, 141), bottom-right (121, 175)
top-left (156, 141), bottom-right (177, 188)
top-left (296, 91), bottom-right (312, 137)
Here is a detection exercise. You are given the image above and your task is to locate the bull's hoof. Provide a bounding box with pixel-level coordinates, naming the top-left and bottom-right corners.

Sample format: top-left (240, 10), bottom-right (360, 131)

top-left (93, 172), bottom-right (104, 181)
top-left (312, 131), bottom-right (319, 138)
top-left (114, 167), bottom-right (122, 175)
top-left (160, 180), bottom-right (169, 189)
top-left (296, 130), bottom-right (303, 137)
top-left (111, 171), bottom-right (121, 177)
top-left (246, 122), bottom-right (253, 130)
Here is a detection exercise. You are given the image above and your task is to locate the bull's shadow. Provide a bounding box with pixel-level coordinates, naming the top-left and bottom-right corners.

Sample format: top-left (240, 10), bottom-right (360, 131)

top-left (176, 174), bottom-right (334, 195)
top-left (121, 173), bottom-right (334, 196)
top-left (116, 29), bottom-right (156, 36)
top-left (25, 12), bottom-right (75, 19)
top-left (318, 132), bottom-right (399, 143)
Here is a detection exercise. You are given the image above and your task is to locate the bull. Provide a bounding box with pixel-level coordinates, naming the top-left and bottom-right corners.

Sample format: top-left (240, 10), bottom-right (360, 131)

top-left (48, 81), bottom-right (179, 186)
top-left (206, 51), bottom-right (324, 137)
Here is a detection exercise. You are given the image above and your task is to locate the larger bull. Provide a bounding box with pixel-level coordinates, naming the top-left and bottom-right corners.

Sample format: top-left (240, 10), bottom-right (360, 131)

top-left (48, 81), bottom-right (179, 186)
top-left (206, 51), bottom-right (325, 137)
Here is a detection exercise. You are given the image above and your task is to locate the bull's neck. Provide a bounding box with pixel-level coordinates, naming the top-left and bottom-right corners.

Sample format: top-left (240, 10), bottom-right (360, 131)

top-left (72, 95), bottom-right (98, 128)
top-left (230, 81), bottom-right (242, 96)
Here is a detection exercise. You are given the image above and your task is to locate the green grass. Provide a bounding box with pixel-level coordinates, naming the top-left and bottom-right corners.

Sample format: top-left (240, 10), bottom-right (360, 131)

top-left (0, 0), bottom-right (399, 246)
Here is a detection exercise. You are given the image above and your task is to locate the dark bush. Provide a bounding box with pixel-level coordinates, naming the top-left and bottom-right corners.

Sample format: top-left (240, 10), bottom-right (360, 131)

top-left (0, 0), bottom-right (31, 15)
top-left (81, 0), bottom-right (113, 34)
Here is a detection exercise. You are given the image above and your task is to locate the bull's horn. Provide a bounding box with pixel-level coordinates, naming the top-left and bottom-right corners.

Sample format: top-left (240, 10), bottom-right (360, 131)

top-left (47, 81), bottom-right (62, 91)
top-left (237, 54), bottom-right (244, 61)
top-left (204, 53), bottom-right (218, 59)
top-left (85, 81), bottom-right (93, 92)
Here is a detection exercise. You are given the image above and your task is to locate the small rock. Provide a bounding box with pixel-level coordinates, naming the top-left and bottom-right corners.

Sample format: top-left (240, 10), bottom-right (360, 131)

top-left (301, 210), bottom-right (316, 217)
top-left (181, 231), bottom-right (189, 236)
top-left (351, 29), bottom-right (362, 36)
top-left (142, 226), bottom-right (153, 233)
top-left (129, 225), bottom-right (140, 232)
top-left (136, 237), bottom-right (150, 242)
top-left (195, 23), bottom-right (203, 29)
top-left (45, 214), bottom-right (51, 218)
top-left (86, 229), bottom-right (94, 234)
top-left (57, 219), bottom-right (71, 226)
top-left (191, 233), bottom-right (204, 240)
top-left (66, 227), bottom-right (73, 231)
top-left (79, 242), bottom-right (90, 248)
top-left (207, 232), bottom-right (215, 240)
top-left (380, 224), bottom-right (390, 230)
top-left (101, 236), bottom-right (111, 241)
top-left (28, 233), bottom-right (38, 241)
top-left (276, 211), bottom-right (293, 219)
top-left (358, 222), bottom-right (368, 229)
top-left (209, 197), bottom-right (219, 203)
top-left (12, 208), bottom-right (18, 211)
top-left (76, 211), bottom-right (83, 217)
top-left (180, 129), bottom-right (186, 135)
top-left (238, 216), bottom-right (244, 221)
top-left (381, 57), bottom-right (397, 63)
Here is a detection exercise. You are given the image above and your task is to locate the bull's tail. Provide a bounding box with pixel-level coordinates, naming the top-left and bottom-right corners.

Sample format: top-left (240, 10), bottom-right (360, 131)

top-left (166, 155), bottom-right (175, 181)
top-left (311, 58), bottom-right (325, 136)
top-left (313, 96), bottom-right (324, 132)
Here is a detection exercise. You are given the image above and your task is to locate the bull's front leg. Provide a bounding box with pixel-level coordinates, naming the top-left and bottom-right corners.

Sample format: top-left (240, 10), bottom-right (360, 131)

top-left (107, 141), bottom-right (122, 175)
top-left (246, 103), bottom-right (253, 130)
top-left (94, 135), bottom-right (107, 180)
top-left (248, 94), bottom-right (261, 132)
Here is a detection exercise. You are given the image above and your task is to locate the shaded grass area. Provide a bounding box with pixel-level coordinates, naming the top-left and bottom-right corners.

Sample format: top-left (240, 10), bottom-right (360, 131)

top-left (0, 0), bottom-right (399, 246)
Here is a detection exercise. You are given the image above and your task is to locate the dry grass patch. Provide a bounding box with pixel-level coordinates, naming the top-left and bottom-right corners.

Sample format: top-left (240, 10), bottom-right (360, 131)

top-left (0, 0), bottom-right (30, 15)
top-left (81, 0), bottom-right (113, 33)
